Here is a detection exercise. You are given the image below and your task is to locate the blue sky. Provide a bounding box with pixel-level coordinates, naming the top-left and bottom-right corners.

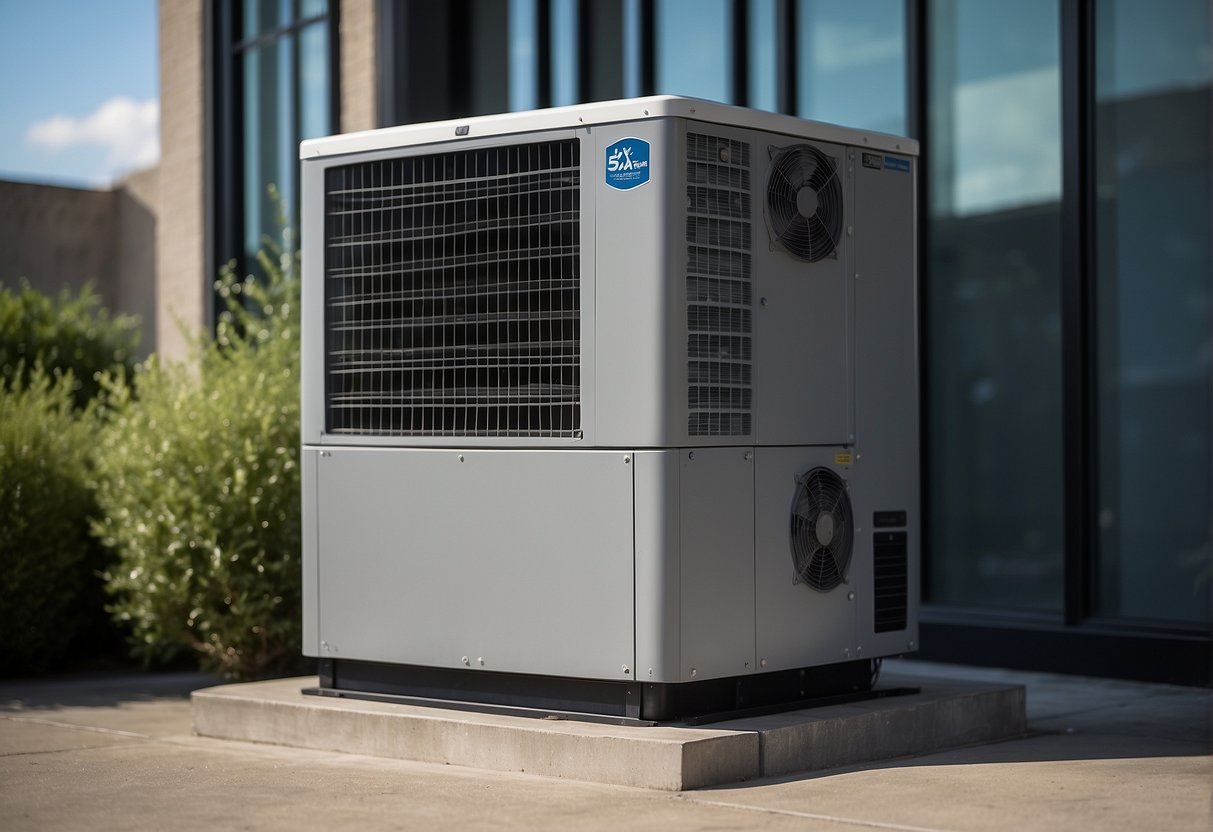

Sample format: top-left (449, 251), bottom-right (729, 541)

top-left (0, 0), bottom-right (158, 188)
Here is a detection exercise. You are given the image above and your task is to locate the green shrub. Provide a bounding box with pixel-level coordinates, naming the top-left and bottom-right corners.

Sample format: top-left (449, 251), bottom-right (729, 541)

top-left (0, 281), bottom-right (140, 409)
top-left (93, 248), bottom-right (302, 679)
top-left (0, 367), bottom-right (103, 673)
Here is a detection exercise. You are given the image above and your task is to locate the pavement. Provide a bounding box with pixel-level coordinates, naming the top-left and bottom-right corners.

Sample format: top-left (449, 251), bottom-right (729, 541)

top-left (1, 660), bottom-right (1209, 831)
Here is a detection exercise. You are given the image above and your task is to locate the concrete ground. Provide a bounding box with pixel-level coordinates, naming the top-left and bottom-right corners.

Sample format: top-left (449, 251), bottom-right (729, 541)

top-left (1, 660), bottom-right (1209, 831)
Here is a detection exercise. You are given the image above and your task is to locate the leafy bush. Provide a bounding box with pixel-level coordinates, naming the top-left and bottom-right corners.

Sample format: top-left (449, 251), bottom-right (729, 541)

top-left (93, 247), bottom-right (302, 679)
top-left (0, 367), bottom-right (103, 673)
top-left (0, 281), bottom-right (140, 409)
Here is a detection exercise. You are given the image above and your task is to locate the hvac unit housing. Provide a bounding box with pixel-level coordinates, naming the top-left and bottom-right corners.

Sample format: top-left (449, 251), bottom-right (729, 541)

top-left (300, 96), bottom-right (920, 722)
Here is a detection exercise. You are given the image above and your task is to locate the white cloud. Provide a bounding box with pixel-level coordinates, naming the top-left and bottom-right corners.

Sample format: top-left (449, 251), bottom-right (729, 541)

top-left (26, 96), bottom-right (159, 179)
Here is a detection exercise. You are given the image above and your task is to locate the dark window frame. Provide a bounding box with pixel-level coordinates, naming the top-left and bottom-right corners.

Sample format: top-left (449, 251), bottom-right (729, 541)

top-left (212, 0), bottom-right (340, 286)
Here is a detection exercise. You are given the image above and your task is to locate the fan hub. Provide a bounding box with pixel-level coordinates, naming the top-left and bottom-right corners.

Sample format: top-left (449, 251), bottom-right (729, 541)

top-left (796, 186), bottom-right (819, 218)
top-left (815, 513), bottom-right (835, 546)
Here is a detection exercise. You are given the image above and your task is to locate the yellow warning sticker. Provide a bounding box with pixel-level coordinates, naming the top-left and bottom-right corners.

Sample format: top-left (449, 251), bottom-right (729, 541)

top-left (834, 452), bottom-right (853, 466)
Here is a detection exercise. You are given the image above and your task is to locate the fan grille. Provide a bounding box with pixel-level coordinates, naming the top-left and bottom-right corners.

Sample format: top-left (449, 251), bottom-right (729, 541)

top-left (790, 467), bottom-right (854, 591)
top-left (766, 144), bottom-right (843, 262)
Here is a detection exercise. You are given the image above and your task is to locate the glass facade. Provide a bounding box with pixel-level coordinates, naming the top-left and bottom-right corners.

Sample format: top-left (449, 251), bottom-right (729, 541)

top-left (795, 0), bottom-right (905, 134)
top-left (926, 0), bottom-right (1064, 612)
top-left (655, 0), bottom-right (733, 102)
top-left (1093, 0), bottom-right (1211, 624)
top-left (215, 0), bottom-right (1211, 681)
top-left (221, 0), bottom-right (334, 277)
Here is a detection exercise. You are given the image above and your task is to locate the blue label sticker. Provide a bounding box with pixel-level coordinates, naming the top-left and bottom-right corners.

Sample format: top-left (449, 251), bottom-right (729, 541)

top-left (605, 138), bottom-right (650, 190)
top-left (884, 155), bottom-right (910, 173)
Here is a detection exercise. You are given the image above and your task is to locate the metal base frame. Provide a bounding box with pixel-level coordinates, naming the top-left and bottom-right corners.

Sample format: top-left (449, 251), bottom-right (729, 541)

top-left (306, 657), bottom-right (886, 724)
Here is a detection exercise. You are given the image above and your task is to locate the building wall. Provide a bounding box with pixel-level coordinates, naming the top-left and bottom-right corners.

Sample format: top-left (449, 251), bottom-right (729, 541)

top-left (0, 179), bottom-right (116, 299)
top-left (115, 165), bottom-right (159, 356)
top-left (157, 0), bottom-right (209, 363)
top-left (340, 0), bottom-right (377, 132)
top-left (0, 174), bottom-right (158, 357)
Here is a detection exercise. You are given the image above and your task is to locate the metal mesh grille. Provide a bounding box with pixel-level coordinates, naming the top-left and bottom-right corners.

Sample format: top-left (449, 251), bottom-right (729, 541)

top-left (686, 133), bottom-right (752, 437)
top-left (323, 139), bottom-right (581, 438)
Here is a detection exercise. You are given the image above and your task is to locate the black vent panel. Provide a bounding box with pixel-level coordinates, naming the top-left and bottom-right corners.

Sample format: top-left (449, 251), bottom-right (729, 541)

top-left (873, 530), bottom-right (908, 632)
top-left (324, 139), bottom-right (581, 438)
top-left (686, 132), bottom-right (752, 437)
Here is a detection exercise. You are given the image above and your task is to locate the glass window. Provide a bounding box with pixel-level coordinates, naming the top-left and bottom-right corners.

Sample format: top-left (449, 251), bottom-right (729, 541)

top-left (551, 0), bottom-right (579, 105)
top-left (223, 1), bottom-right (333, 280)
top-left (583, 0), bottom-right (624, 101)
top-left (242, 36), bottom-right (295, 270)
top-left (1093, 0), bottom-right (1212, 624)
top-left (299, 20), bottom-right (331, 140)
top-left (655, 0), bottom-right (731, 102)
top-left (748, 0), bottom-right (777, 112)
top-left (796, 0), bottom-right (905, 134)
top-left (509, 0), bottom-right (539, 111)
top-left (467, 0), bottom-right (510, 115)
top-left (926, 0), bottom-right (1064, 612)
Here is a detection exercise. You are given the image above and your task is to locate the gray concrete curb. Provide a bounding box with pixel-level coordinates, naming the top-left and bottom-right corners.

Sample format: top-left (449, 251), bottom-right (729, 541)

top-left (192, 674), bottom-right (1025, 790)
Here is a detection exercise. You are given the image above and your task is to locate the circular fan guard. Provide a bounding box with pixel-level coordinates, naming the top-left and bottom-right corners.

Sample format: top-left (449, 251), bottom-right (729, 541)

top-left (766, 144), bottom-right (844, 262)
top-left (789, 467), bottom-right (854, 591)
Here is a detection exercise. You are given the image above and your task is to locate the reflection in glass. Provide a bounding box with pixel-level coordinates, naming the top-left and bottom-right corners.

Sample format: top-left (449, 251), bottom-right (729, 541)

top-left (655, 0), bottom-right (731, 102)
top-left (509, 0), bottom-right (538, 111)
top-left (1094, 0), bottom-right (1212, 624)
top-left (239, 5), bottom-right (332, 274)
top-left (926, 0), bottom-right (1064, 612)
top-left (748, 0), bottom-right (777, 112)
top-left (795, 0), bottom-right (905, 134)
top-left (552, 0), bottom-right (578, 105)
top-left (243, 36), bottom-right (295, 270)
top-left (299, 21), bottom-right (331, 141)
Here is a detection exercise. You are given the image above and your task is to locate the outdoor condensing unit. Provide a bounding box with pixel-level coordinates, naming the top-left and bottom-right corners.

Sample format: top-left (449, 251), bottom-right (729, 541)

top-left (300, 96), bottom-right (919, 722)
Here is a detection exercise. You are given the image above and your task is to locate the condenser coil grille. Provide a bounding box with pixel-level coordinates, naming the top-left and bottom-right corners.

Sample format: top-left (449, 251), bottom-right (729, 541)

top-left (323, 139), bottom-right (581, 438)
top-left (686, 132), bottom-right (753, 437)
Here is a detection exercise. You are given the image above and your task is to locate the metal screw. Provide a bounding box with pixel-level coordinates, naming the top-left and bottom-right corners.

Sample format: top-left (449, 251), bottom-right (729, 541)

top-left (458, 454), bottom-right (465, 462)
top-left (760, 658), bottom-right (767, 668)
top-left (844, 648), bottom-right (852, 658)
top-left (622, 665), bottom-right (630, 675)
top-left (461, 656), bottom-right (469, 665)
top-left (744, 661), bottom-right (750, 669)
top-left (623, 455), bottom-right (631, 464)
top-left (760, 297), bottom-right (769, 306)
top-left (856, 646), bottom-right (863, 655)
top-left (908, 641), bottom-right (917, 650)
top-left (847, 225), bottom-right (854, 236)
top-left (690, 668), bottom-right (697, 677)
top-left (847, 591), bottom-right (855, 601)
top-left (744, 451), bottom-right (753, 461)
top-left (478, 657), bottom-right (484, 665)
top-left (688, 451), bottom-right (695, 460)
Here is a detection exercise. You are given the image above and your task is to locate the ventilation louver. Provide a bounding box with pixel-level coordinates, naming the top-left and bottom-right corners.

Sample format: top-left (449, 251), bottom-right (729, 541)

top-left (790, 467), bottom-right (854, 591)
top-left (765, 144), bottom-right (843, 262)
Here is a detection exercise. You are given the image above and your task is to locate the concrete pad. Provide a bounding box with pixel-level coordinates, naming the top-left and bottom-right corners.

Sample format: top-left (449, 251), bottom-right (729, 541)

top-left (191, 675), bottom-right (1025, 790)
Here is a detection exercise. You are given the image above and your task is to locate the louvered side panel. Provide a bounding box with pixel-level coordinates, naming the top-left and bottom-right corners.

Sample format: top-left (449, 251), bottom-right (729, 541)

top-left (686, 132), bottom-right (753, 438)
